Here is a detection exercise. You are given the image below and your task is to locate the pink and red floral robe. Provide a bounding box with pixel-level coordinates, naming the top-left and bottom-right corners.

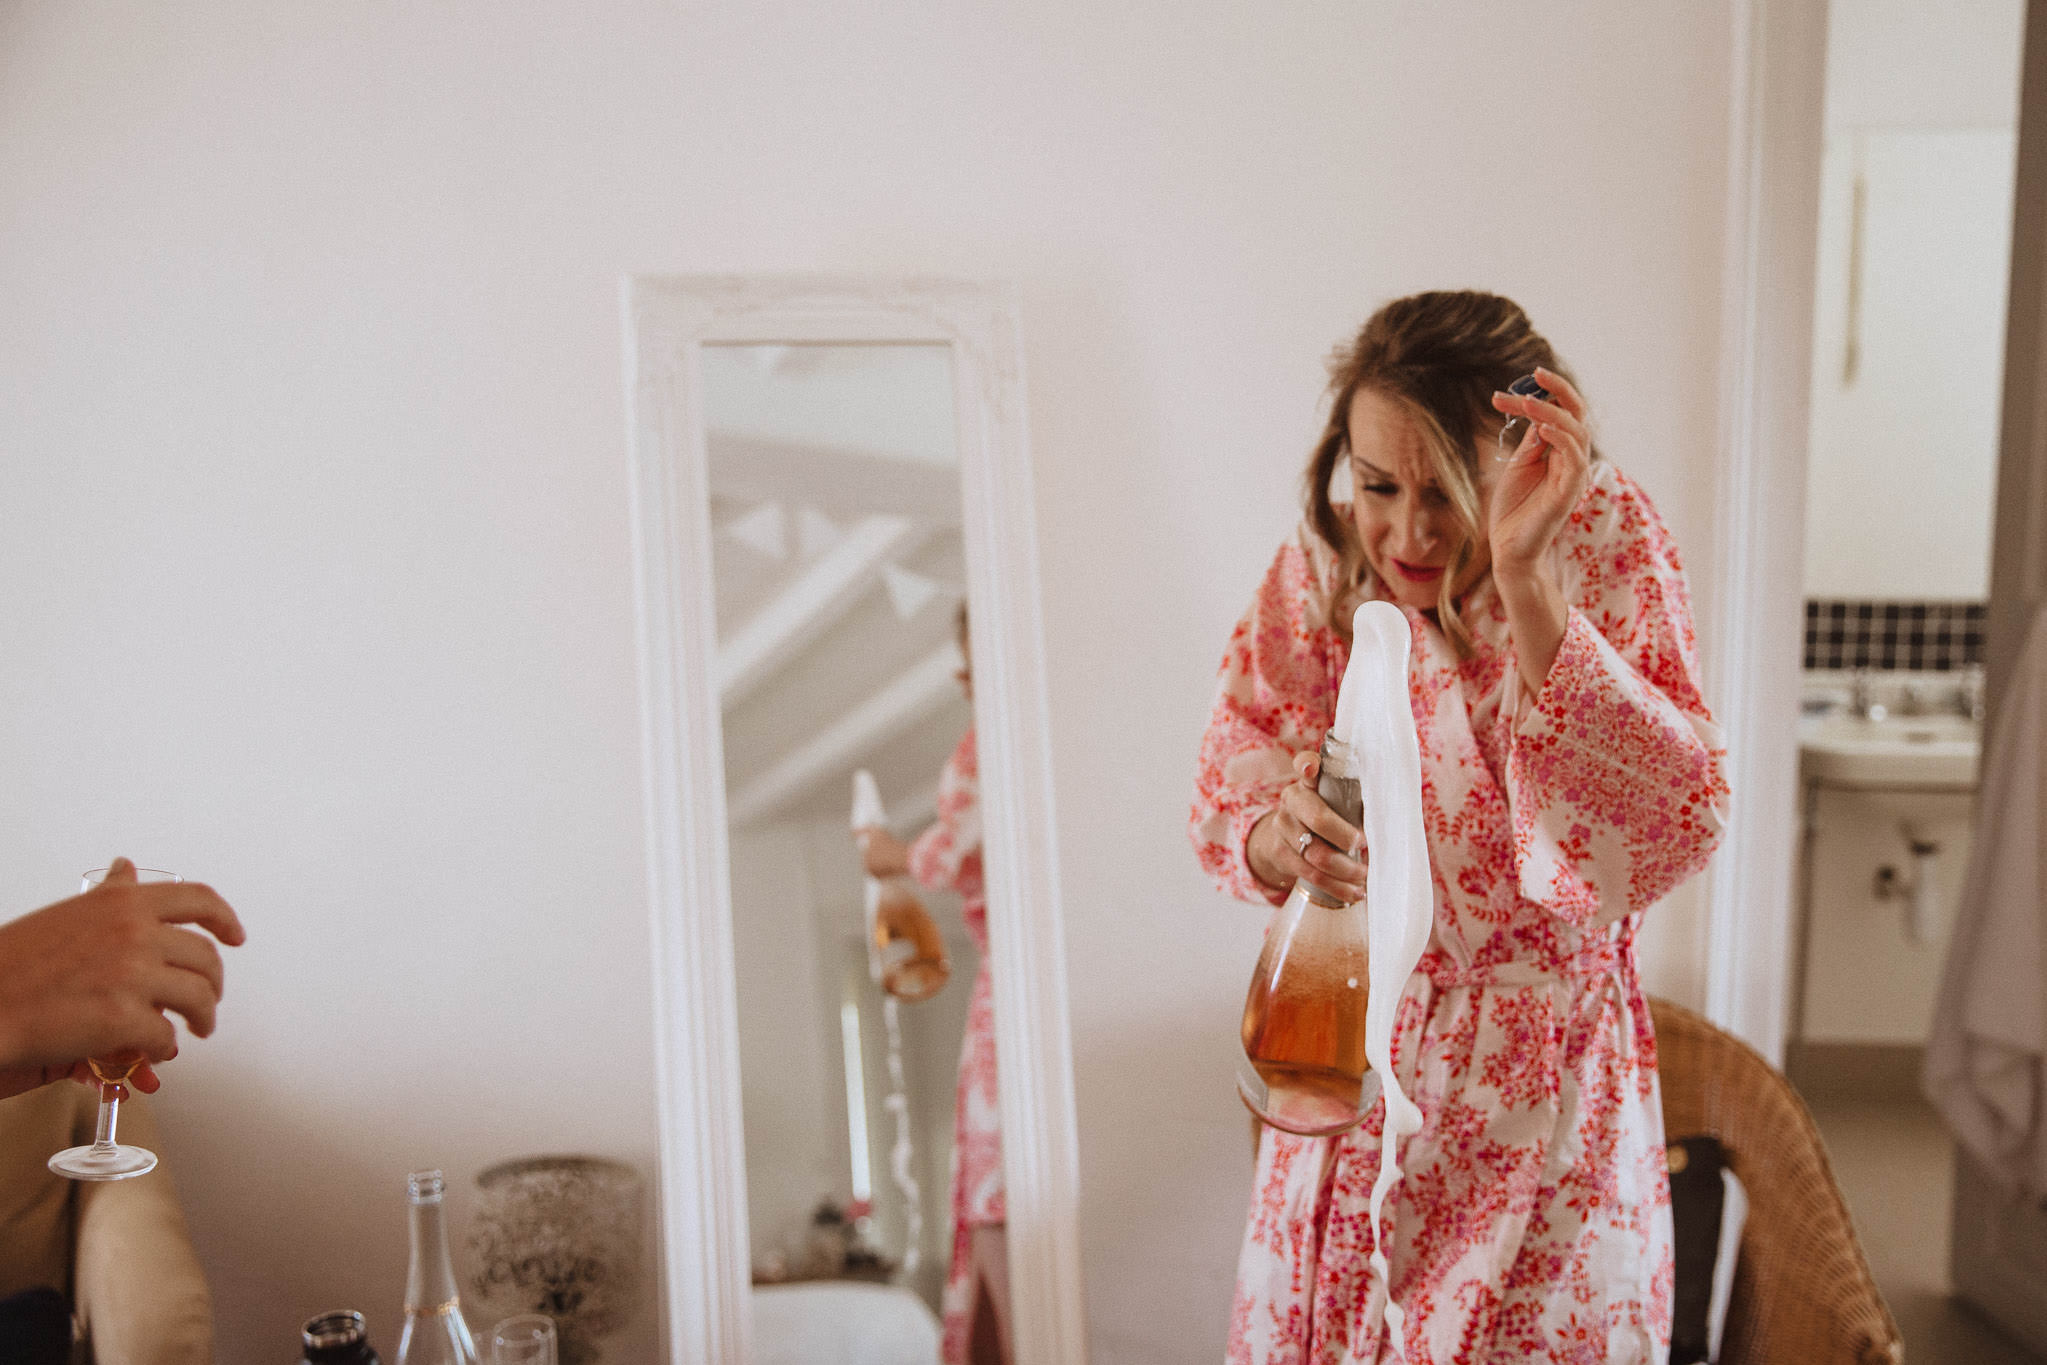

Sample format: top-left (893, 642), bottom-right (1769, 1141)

top-left (909, 727), bottom-right (1005, 1364)
top-left (1190, 462), bottom-right (1730, 1365)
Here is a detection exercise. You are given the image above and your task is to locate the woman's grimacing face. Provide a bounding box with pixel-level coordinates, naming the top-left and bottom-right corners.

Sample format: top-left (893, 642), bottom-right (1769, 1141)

top-left (1346, 388), bottom-right (1496, 611)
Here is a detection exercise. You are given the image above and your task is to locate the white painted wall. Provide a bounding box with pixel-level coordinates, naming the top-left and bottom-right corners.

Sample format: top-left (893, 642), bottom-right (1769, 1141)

top-left (0, 4), bottom-right (1739, 1361)
top-left (1802, 0), bottom-right (2026, 600)
top-left (1823, 0), bottom-right (2027, 132)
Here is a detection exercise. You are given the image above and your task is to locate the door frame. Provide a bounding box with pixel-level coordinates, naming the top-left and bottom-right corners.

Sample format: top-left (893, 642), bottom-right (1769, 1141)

top-left (1701, 0), bottom-right (1830, 1064)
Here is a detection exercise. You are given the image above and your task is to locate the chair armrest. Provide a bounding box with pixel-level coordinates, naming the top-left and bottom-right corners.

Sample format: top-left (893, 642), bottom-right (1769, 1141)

top-left (0, 1085), bottom-right (85, 1299)
top-left (72, 1095), bottom-right (212, 1365)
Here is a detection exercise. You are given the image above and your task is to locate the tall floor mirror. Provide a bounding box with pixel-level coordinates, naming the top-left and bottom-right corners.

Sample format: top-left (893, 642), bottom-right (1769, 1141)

top-left (624, 278), bottom-right (1085, 1365)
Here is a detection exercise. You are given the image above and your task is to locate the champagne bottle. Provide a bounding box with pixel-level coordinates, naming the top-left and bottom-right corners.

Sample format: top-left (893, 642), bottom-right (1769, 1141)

top-left (1236, 731), bottom-right (1376, 1136)
top-left (394, 1170), bottom-right (478, 1365)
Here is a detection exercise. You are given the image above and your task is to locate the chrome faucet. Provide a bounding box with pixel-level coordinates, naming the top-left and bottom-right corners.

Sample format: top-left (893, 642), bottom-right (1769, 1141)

top-left (1848, 669), bottom-right (1887, 721)
top-left (1952, 665), bottom-right (1985, 722)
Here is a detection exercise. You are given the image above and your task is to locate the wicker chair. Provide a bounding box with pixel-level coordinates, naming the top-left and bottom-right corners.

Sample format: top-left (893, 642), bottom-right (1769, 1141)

top-left (1650, 995), bottom-right (1904, 1365)
top-left (1244, 999), bottom-right (1905, 1362)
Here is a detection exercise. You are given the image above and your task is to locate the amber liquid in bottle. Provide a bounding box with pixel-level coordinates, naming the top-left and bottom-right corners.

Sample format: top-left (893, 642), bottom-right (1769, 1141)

top-left (873, 884), bottom-right (950, 1002)
top-left (1238, 733), bottom-right (1374, 1136)
top-left (1240, 898), bottom-right (1370, 1133)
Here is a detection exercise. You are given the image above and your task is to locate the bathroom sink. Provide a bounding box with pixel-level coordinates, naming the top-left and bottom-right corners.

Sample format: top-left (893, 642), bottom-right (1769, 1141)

top-left (1798, 712), bottom-right (1980, 787)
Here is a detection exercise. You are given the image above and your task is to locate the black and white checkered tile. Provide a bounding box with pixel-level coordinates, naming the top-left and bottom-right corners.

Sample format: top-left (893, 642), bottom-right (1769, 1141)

top-left (1801, 600), bottom-right (1987, 672)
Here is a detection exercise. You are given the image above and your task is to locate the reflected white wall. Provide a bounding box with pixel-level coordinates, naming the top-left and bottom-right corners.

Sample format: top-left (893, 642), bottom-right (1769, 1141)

top-left (729, 823), bottom-right (843, 1263)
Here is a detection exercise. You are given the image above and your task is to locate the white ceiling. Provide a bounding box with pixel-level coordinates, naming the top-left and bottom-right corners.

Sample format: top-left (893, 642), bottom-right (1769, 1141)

top-left (705, 343), bottom-right (972, 829)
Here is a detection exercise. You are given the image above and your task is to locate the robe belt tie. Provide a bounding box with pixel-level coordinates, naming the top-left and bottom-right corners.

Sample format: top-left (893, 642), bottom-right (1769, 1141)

top-left (1421, 940), bottom-right (1634, 991)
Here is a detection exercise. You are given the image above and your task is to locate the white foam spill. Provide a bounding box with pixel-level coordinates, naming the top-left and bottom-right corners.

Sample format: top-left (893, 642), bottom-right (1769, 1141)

top-left (852, 768), bottom-right (887, 831)
top-left (881, 996), bottom-right (922, 1275)
top-left (853, 769), bottom-right (921, 1272)
top-left (1341, 602), bottom-right (1433, 1357)
top-left (853, 769), bottom-right (888, 980)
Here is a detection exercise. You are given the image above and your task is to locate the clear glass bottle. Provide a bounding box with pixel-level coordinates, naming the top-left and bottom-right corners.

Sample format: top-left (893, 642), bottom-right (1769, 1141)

top-left (1237, 732), bottom-right (1376, 1137)
top-left (302, 1310), bottom-right (382, 1365)
top-left (395, 1170), bottom-right (479, 1365)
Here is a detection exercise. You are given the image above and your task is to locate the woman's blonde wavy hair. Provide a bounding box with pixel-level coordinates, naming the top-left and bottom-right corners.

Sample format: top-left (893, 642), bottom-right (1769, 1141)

top-left (1303, 290), bottom-right (1586, 657)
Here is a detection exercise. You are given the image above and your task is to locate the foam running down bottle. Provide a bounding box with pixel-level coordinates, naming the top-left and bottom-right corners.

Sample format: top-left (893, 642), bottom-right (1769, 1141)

top-left (1234, 601), bottom-right (1438, 1357)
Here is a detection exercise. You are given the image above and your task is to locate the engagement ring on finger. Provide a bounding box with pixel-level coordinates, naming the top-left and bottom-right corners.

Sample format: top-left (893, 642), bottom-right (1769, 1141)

top-left (1297, 830), bottom-right (1314, 855)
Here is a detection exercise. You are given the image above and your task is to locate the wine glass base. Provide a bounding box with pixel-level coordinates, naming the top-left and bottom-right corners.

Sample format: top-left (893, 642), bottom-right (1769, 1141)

top-left (48, 1142), bottom-right (157, 1181)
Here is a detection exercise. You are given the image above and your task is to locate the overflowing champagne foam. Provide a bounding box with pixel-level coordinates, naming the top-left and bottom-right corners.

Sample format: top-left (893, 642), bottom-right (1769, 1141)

top-left (881, 996), bottom-right (921, 1274)
top-left (852, 769), bottom-right (923, 1274)
top-left (1339, 603), bottom-right (1432, 1356)
top-left (853, 769), bottom-right (889, 975)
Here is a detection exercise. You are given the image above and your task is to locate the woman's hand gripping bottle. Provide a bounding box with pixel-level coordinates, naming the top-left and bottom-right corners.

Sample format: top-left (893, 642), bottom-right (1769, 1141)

top-left (1236, 732), bottom-right (1375, 1136)
top-left (852, 770), bottom-right (950, 1002)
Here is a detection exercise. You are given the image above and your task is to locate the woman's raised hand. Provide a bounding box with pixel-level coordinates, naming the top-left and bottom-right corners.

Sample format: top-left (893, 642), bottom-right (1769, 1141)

top-left (1248, 747), bottom-right (1368, 902)
top-left (1486, 366), bottom-right (1592, 582)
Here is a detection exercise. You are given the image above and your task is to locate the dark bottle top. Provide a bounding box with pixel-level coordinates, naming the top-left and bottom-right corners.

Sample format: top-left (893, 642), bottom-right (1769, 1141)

top-left (301, 1310), bottom-right (382, 1365)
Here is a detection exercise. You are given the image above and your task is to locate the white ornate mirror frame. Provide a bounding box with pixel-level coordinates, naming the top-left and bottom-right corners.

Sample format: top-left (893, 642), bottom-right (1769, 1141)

top-left (622, 276), bottom-right (1087, 1365)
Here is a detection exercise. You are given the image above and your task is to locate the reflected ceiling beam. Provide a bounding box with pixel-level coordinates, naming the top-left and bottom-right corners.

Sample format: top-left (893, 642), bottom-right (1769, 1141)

top-left (717, 514), bottom-right (926, 710)
top-left (708, 431), bottom-right (961, 526)
top-left (726, 643), bottom-right (962, 827)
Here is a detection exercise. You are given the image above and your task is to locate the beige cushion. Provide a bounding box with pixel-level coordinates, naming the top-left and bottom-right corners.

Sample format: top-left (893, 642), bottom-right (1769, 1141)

top-left (0, 1083), bottom-right (213, 1365)
top-left (0, 1082), bottom-right (82, 1298)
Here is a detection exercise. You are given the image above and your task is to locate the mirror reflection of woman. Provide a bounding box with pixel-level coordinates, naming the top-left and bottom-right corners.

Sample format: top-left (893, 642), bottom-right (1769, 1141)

top-left (856, 607), bottom-right (1009, 1365)
top-left (1190, 293), bottom-right (1731, 1363)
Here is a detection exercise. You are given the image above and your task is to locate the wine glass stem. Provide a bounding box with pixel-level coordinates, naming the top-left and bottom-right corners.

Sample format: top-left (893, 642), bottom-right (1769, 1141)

top-left (92, 1083), bottom-right (122, 1150)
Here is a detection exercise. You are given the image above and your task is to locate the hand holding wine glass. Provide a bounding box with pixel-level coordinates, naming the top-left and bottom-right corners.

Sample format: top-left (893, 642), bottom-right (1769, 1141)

top-left (0, 857), bottom-right (244, 1090)
top-left (54, 863), bottom-right (232, 1179)
top-left (0, 858), bottom-right (244, 1177)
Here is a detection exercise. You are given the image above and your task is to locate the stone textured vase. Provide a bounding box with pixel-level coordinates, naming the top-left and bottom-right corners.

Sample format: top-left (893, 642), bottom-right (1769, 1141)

top-left (466, 1156), bottom-right (645, 1365)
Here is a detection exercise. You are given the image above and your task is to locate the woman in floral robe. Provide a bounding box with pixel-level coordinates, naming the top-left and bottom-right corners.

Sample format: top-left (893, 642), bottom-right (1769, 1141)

top-left (861, 608), bottom-right (1008, 1364)
top-left (908, 725), bottom-right (1008, 1364)
top-left (1190, 292), bottom-right (1730, 1365)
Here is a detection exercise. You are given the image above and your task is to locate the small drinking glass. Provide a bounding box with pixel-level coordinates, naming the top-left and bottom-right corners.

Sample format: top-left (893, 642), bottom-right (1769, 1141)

top-left (46, 866), bottom-right (181, 1181)
top-left (489, 1316), bottom-right (558, 1365)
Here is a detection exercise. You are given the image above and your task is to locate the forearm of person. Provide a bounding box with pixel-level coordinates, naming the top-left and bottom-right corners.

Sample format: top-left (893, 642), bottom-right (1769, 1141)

top-left (1192, 777), bottom-right (1292, 907)
top-left (0, 993), bottom-right (29, 1071)
top-left (1495, 563), bottom-right (1570, 696)
top-left (1244, 810), bottom-right (1286, 894)
top-left (1504, 614), bottom-right (1731, 923)
top-left (1192, 537), bottom-right (1340, 908)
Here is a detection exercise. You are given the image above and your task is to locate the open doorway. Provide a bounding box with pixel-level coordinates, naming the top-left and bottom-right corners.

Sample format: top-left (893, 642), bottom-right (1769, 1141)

top-left (1787, 3), bottom-right (2041, 1362)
